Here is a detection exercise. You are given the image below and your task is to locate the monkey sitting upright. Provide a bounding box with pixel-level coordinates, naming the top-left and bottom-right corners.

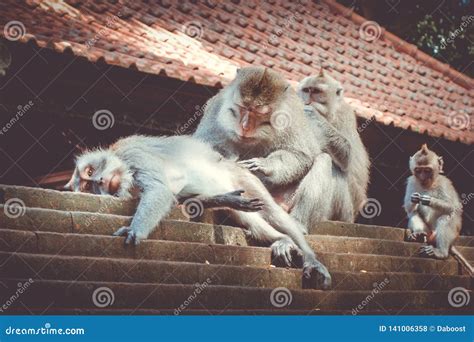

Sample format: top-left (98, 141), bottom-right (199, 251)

top-left (404, 144), bottom-right (462, 259)
top-left (297, 70), bottom-right (370, 220)
top-left (65, 135), bottom-right (331, 288)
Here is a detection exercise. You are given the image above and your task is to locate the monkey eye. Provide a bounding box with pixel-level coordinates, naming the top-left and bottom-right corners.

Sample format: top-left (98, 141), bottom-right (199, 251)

top-left (302, 88), bottom-right (310, 93)
top-left (81, 181), bottom-right (92, 192)
top-left (85, 166), bottom-right (94, 177)
top-left (255, 105), bottom-right (270, 115)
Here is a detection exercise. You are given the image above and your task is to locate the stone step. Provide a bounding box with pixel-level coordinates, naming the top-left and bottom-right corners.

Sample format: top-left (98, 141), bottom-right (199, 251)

top-left (4, 184), bottom-right (471, 246)
top-left (0, 184), bottom-right (211, 222)
top-left (0, 230), bottom-right (459, 275)
top-left (0, 206), bottom-right (248, 246)
top-left (1, 279), bottom-right (470, 314)
top-left (2, 206), bottom-right (472, 262)
top-left (0, 229), bottom-right (269, 267)
top-left (1, 252), bottom-right (470, 291)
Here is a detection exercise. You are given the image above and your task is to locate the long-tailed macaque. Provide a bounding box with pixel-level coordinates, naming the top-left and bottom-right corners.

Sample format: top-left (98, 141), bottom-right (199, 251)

top-left (404, 144), bottom-right (462, 259)
top-left (194, 66), bottom-right (354, 231)
top-left (65, 135), bottom-right (332, 288)
top-left (297, 71), bottom-right (370, 219)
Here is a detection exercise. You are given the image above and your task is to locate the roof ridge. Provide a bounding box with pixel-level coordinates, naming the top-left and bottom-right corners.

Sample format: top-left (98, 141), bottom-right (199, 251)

top-left (322, 0), bottom-right (474, 90)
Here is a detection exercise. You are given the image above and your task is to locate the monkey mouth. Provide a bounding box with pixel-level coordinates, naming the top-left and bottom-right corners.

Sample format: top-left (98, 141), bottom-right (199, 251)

top-left (107, 174), bottom-right (121, 195)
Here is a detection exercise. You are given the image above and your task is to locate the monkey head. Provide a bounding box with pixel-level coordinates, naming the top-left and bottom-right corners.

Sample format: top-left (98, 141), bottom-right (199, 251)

top-left (223, 66), bottom-right (289, 141)
top-left (409, 144), bottom-right (444, 188)
top-left (297, 69), bottom-right (344, 120)
top-left (64, 149), bottom-right (134, 198)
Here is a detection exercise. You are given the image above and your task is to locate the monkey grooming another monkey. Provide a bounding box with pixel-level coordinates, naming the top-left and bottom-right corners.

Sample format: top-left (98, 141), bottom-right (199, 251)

top-left (65, 135), bottom-right (332, 288)
top-left (297, 70), bottom-right (370, 219)
top-left (404, 144), bottom-right (462, 260)
top-left (194, 66), bottom-right (353, 231)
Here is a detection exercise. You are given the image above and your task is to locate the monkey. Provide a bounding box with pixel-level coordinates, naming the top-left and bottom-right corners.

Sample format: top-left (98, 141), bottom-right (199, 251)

top-left (65, 134), bottom-right (332, 289)
top-left (297, 70), bottom-right (371, 219)
top-left (403, 144), bottom-right (462, 260)
top-left (193, 66), bottom-right (353, 232)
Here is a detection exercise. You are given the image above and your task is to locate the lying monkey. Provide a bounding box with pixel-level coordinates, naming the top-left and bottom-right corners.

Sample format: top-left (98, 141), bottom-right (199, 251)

top-left (65, 135), bottom-right (331, 288)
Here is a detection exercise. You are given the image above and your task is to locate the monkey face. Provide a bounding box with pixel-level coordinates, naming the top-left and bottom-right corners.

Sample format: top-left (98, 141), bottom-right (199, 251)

top-left (226, 91), bottom-right (274, 140)
top-left (64, 150), bottom-right (128, 196)
top-left (409, 144), bottom-right (444, 187)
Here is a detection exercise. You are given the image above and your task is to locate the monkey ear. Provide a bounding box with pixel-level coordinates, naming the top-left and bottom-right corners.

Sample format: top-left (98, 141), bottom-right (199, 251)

top-left (438, 156), bottom-right (445, 174)
top-left (336, 87), bottom-right (343, 96)
top-left (318, 68), bottom-right (325, 77)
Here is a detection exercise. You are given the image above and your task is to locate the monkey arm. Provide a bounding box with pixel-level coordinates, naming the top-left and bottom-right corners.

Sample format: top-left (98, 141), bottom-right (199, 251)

top-left (114, 183), bottom-right (176, 244)
top-left (427, 197), bottom-right (459, 216)
top-left (305, 105), bottom-right (350, 172)
top-left (179, 190), bottom-right (264, 212)
top-left (240, 149), bottom-right (313, 187)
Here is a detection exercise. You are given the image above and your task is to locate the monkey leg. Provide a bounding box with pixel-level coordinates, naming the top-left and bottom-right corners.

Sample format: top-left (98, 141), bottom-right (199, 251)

top-left (419, 218), bottom-right (457, 260)
top-left (407, 214), bottom-right (428, 242)
top-left (179, 190), bottom-right (264, 212)
top-left (290, 153), bottom-right (334, 232)
top-left (231, 211), bottom-right (298, 267)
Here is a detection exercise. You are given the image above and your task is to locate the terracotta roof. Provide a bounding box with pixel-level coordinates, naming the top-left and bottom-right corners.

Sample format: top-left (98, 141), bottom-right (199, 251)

top-left (0, 0), bottom-right (472, 144)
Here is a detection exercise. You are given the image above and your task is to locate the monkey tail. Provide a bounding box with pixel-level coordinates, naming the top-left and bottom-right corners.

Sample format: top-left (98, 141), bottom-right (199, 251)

top-left (451, 246), bottom-right (474, 276)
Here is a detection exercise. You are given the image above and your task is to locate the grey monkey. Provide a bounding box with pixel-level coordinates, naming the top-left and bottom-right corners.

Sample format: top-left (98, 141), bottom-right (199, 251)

top-left (65, 134), bottom-right (332, 288)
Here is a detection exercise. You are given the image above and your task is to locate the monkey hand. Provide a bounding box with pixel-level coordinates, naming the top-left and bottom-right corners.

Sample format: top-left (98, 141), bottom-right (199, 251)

top-left (113, 226), bottom-right (142, 245)
top-left (411, 192), bottom-right (421, 204)
top-left (406, 231), bottom-right (427, 243)
top-left (270, 237), bottom-right (298, 267)
top-left (303, 259), bottom-right (332, 290)
top-left (420, 195), bottom-right (431, 206)
top-left (238, 158), bottom-right (271, 176)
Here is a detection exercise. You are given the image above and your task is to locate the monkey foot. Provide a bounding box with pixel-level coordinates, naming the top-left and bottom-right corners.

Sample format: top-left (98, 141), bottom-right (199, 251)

top-left (113, 226), bottom-right (141, 245)
top-left (303, 259), bottom-right (332, 290)
top-left (270, 237), bottom-right (298, 267)
top-left (418, 245), bottom-right (448, 260)
top-left (222, 190), bottom-right (265, 212)
top-left (407, 231), bottom-right (427, 243)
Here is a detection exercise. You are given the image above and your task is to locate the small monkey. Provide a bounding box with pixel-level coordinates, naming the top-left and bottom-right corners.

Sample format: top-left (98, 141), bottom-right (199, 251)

top-left (194, 66), bottom-right (352, 230)
top-left (297, 70), bottom-right (370, 219)
top-left (404, 144), bottom-right (462, 259)
top-left (65, 135), bottom-right (332, 288)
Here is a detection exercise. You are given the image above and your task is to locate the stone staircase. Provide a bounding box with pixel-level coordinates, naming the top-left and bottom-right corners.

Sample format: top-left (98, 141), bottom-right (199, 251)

top-left (0, 185), bottom-right (472, 315)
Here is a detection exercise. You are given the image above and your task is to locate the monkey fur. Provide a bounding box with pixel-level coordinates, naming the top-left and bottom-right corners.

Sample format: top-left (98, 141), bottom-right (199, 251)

top-left (404, 144), bottom-right (462, 259)
top-left (65, 134), bottom-right (332, 288)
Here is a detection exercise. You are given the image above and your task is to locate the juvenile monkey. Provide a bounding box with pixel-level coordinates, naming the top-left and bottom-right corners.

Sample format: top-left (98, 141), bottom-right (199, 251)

top-left (297, 71), bottom-right (370, 219)
top-left (194, 66), bottom-right (352, 230)
top-left (404, 144), bottom-right (462, 259)
top-left (65, 135), bottom-right (332, 288)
